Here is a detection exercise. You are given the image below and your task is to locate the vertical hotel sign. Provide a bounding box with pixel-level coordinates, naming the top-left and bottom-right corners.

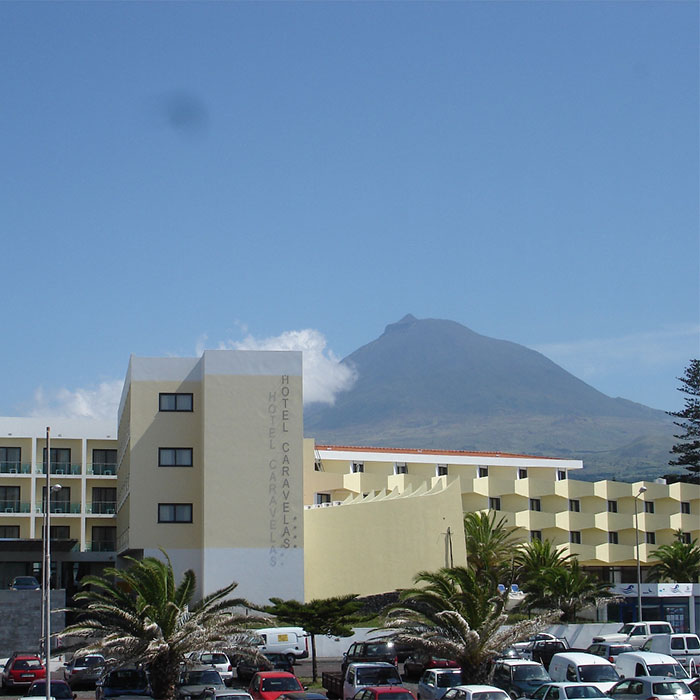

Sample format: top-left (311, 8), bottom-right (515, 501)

top-left (268, 375), bottom-right (298, 567)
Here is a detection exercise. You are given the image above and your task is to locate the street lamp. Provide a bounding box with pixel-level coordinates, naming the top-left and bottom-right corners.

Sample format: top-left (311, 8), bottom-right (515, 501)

top-left (634, 484), bottom-right (648, 623)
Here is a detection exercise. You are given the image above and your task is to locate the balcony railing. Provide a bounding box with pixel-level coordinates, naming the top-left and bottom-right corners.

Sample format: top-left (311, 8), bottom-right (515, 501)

top-left (0, 463), bottom-right (32, 474)
top-left (87, 463), bottom-right (117, 476)
top-left (36, 463), bottom-right (82, 475)
top-left (85, 540), bottom-right (117, 552)
top-left (0, 500), bottom-right (31, 514)
top-left (86, 501), bottom-right (116, 515)
top-left (35, 502), bottom-right (82, 514)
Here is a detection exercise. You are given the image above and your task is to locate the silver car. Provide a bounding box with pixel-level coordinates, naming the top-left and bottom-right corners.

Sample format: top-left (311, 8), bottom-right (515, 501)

top-left (417, 669), bottom-right (463, 700)
top-left (607, 677), bottom-right (694, 700)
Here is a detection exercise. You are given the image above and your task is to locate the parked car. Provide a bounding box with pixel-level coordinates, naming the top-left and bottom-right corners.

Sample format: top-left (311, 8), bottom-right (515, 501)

top-left (332, 662), bottom-right (403, 700)
top-left (352, 686), bottom-right (417, 700)
top-left (417, 668), bottom-right (463, 700)
top-left (8, 576), bottom-right (40, 591)
top-left (515, 682), bottom-right (607, 700)
top-left (187, 652), bottom-right (234, 686)
top-left (2, 654), bottom-right (46, 690)
top-left (585, 644), bottom-right (634, 664)
top-left (614, 651), bottom-right (688, 680)
top-left (591, 622), bottom-right (674, 650)
top-left (237, 654), bottom-right (294, 683)
top-left (607, 677), bottom-right (694, 700)
top-left (62, 653), bottom-right (105, 688)
top-left (177, 668), bottom-right (226, 700)
top-left (639, 634), bottom-right (700, 676)
top-left (248, 672), bottom-right (305, 700)
top-left (489, 659), bottom-right (551, 700)
top-left (547, 653), bottom-right (619, 693)
top-left (442, 685), bottom-right (511, 700)
top-left (24, 680), bottom-right (76, 700)
top-left (255, 628), bottom-right (310, 665)
top-left (404, 655), bottom-right (458, 680)
top-left (521, 641), bottom-right (569, 669)
top-left (95, 667), bottom-right (150, 700)
top-left (343, 643), bottom-right (399, 675)
top-left (513, 636), bottom-right (560, 652)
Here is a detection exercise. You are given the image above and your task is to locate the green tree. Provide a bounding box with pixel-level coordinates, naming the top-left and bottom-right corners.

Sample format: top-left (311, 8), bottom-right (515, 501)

top-left (522, 560), bottom-right (613, 622)
top-left (383, 566), bottom-right (557, 684)
top-left (264, 595), bottom-right (363, 683)
top-left (648, 531), bottom-right (700, 583)
top-left (463, 511), bottom-right (519, 585)
top-left (514, 538), bottom-right (573, 600)
top-left (668, 359), bottom-right (700, 482)
top-left (61, 552), bottom-right (261, 699)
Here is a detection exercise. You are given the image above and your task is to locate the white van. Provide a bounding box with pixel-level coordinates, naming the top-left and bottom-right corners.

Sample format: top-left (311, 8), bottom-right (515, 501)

top-left (614, 651), bottom-right (689, 680)
top-left (548, 652), bottom-right (620, 692)
top-left (255, 627), bottom-right (309, 663)
top-left (640, 634), bottom-right (700, 676)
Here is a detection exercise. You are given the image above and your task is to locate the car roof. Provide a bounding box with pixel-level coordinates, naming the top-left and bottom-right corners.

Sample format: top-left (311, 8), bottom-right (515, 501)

top-left (551, 653), bottom-right (612, 664)
top-left (254, 671), bottom-right (297, 677)
top-left (452, 685), bottom-right (506, 692)
top-left (362, 687), bottom-right (413, 693)
top-left (349, 663), bottom-right (396, 669)
top-left (424, 668), bottom-right (462, 674)
top-left (497, 659), bottom-right (542, 666)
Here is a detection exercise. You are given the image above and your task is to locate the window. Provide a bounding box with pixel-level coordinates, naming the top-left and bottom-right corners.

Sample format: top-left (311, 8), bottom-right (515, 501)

top-left (92, 487), bottom-right (117, 514)
top-left (159, 393), bottom-right (193, 412)
top-left (680, 532), bottom-right (691, 544)
top-left (314, 493), bottom-right (331, 505)
top-left (557, 470), bottom-right (567, 480)
top-left (680, 501), bottom-right (690, 514)
top-left (0, 525), bottom-right (19, 538)
top-left (42, 486), bottom-right (70, 513)
top-left (530, 498), bottom-right (541, 511)
top-left (644, 501), bottom-right (655, 514)
top-left (570, 531), bottom-right (581, 544)
top-left (0, 486), bottom-right (20, 512)
top-left (608, 531), bottom-right (619, 545)
top-left (50, 525), bottom-right (71, 540)
top-left (518, 468), bottom-right (528, 479)
top-left (608, 500), bottom-right (618, 513)
top-left (569, 499), bottom-right (580, 512)
top-left (477, 466), bottom-right (488, 478)
top-left (395, 463), bottom-right (408, 474)
top-left (645, 532), bottom-right (656, 544)
top-left (92, 526), bottom-right (116, 551)
top-left (531, 530), bottom-right (542, 541)
top-left (158, 448), bottom-right (193, 467)
top-left (314, 461), bottom-right (323, 472)
top-left (42, 447), bottom-right (71, 472)
top-left (158, 503), bottom-right (193, 523)
top-left (0, 447), bottom-right (21, 471)
top-left (92, 449), bottom-right (117, 475)
top-left (489, 497), bottom-right (501, 511)
top-left (436, 465), bottom-right (448, 476)
top-left (351, 462), bottom-right (364, 473)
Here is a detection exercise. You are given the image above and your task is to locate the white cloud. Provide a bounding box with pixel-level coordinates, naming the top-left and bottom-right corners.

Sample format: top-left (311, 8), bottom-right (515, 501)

top-left (217, 328), bottom-right (357, 405)
top-left (532, 324), bottom-right (700, 380)
top-left (30, 380), bottom-right (124, 421)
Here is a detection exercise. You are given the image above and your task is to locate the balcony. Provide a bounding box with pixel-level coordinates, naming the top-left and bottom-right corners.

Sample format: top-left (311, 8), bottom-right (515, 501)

top-left (85, 540), bottom-right (116, 552)
top-left (555, 511), bottom-right (595, 531)
top-left (514, 510), bottom-right (556, 530)
top-left (86, 501), bottom-right (116, 515)
top-left (594, 511), bottom-right (631, 531)
top-left (36, 463), bottom-right (82, 476)
top-left (0, 500), bottom-right (31, 514)
top-left (35, 502), bottom-right (82, 514)
top-left (87, 463), bottom-right (117, 476)
top-left (0, 463), bottom-right (32, 475)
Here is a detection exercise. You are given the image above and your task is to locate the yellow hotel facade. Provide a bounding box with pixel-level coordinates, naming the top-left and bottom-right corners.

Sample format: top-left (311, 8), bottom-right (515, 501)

top-left (0, 350), bottom-right (697, 625)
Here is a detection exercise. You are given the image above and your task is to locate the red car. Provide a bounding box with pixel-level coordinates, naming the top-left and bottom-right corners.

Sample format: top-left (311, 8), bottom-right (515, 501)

top-left (353, 686), bottom-right (417, 700)
top-left (248, 672), bottom-right (304, 700)
top-left (1, 655), bottom-right (46, 689)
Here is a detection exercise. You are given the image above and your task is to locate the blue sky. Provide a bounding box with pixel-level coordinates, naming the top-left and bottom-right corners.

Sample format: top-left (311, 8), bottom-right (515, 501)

top-left (1, 1), bottom-right (697, 421)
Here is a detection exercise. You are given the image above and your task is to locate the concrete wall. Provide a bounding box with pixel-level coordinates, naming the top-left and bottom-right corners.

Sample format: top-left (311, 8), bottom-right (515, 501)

top-left (0, 589), bottom-right (65, 657)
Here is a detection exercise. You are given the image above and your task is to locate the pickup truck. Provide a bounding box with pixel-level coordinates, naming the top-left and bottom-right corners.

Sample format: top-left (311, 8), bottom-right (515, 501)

top-left (591, 621), bottom-right (674, 649)
top-left (322, 662), bottom-right (403, 700)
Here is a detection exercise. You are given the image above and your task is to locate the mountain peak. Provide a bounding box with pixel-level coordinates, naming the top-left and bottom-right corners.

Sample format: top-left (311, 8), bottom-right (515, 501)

top-left (384, 314), bottom-right (418, 333)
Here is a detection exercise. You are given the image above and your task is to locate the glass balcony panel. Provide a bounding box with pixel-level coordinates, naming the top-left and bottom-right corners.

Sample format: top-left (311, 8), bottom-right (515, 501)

top-left (87, 501), bottom-right (116, 515)
top-left (0, 463), bottom-right (32, 474)
top-left (86, 540), bottom-right (116, 552)
top-left (87, 463), bottom-right (117, 476)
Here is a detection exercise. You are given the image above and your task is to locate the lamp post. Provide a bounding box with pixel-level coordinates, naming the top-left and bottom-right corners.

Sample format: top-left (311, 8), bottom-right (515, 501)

top-left (43, 426), bottom-right (62, 700)
top-left (634, 484), bottom-right (648, 623)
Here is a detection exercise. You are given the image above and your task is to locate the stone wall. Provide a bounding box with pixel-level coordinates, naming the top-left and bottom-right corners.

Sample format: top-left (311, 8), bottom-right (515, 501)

top-left (0, 590), bottom-right (65, 658)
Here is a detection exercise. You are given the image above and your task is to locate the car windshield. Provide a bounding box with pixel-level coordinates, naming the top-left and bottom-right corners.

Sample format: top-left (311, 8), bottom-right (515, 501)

top-left (609, 647), bottom-right (632, 656)
top-left (578, 666), bottom-right (619, 682)
top-left (367, 644), bottom-right (392, 655)
top-left (260, 678), bottom-right (302, 692)
top-left (104, 670), bottom-right (147, 688)
top-left (27, 683), bottom-right (73, 699)
top-left (647, 664), bottom-right (688, 679)
top-left (14, 659), bottom-right (42, 670)
top-left (436, 672), bottom-right (462, 688)
top-left (618, 625), bottom-right (636, 634)
top-left (201, 654), bottom-right (229, 665)
top-left (13, 577), bottom-right (38, 586)
top-left (652, 682), bottom-right (689, 696)
top-left (183, 671), bottom-right (222, 685)
top-left (356, 669), bottom-right (402, 685)
top-left (472, 693), bottom-right (509, 700)
top-left (513, 666), bottom-right (550, 681)
top-left (75, 656), bottom-right (103, 668)
top-left (564, 687), bottom-right (606, 698)
top-left (377, 693), bottom-right (413, 700)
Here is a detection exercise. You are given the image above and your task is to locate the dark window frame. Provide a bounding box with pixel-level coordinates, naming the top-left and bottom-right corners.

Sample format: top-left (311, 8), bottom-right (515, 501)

top-left (569, 499), bottom-right (580, 512)
top-left (159, 393), bottom-right (194, 412)
top-left (158, 448), bottom-right (193, 467)
top-left (530, 498), bottom-right (541, 512)
top-left (570, 531), bottom-right (582, 544)
top-left (531, 530), bottom-right (542, 541)
top-left (518, 468), bottom-right (528, 479)
top-left (608, 499), bottom-right (618, 513)
top-left (0, 525), bottom-right (19, 538)
top-left (608, 531), bottom-right (619, 545)
top-left (477, 466), bottom-right (488, 478)
top-left (489, 496), bottom-right (501, 511)
top-left (680, 501), bottom-right (690, 514)
top-left (645, 531), bottom-right (656, 544)
top-left (644, 501), bottom-right (655, 514)
top-left (158, 503), bottom-right (193, 523)
top-left (436, 464), bottom-right (448, 476)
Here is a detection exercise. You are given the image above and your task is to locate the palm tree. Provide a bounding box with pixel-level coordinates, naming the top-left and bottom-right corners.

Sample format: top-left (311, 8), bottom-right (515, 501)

top-left (61, 551), bottom-right (263, 699)
top-left (463, 511), bottom-right (520, 586)
top-left (383, 566), bottom-right (557, 684)
top-left (648, 531), bottom-right (700, 583)
top-left (515, 538), bottom-right (573, 584)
